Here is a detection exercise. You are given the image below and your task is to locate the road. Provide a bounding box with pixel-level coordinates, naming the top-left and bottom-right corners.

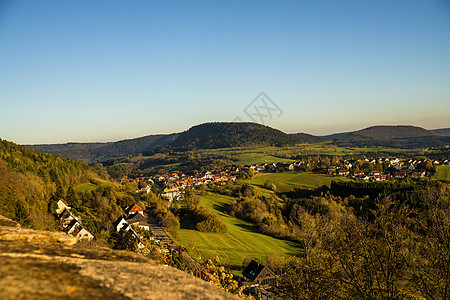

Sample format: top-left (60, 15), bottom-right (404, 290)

top-left (145, 212), bottom-right (208, 277)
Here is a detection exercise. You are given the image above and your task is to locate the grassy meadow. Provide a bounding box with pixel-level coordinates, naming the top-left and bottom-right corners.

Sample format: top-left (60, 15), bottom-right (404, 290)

top-left (172, 193), bottom-right (301, 270)
top-left (75, 178), bottom-right (116, 192)
top-left (246, 171), bottom-right (353, 192)
top-left (434, 165), bottom-right (450, 181)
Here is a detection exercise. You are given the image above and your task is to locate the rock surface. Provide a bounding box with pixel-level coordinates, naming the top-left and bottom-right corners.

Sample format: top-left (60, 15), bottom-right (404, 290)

top-left (0, 217), bottom-right (238, 300)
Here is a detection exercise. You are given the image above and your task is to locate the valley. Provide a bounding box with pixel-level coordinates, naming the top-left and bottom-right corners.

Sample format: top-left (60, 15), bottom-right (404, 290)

top-left (2, 122), bottom-right (450, 299)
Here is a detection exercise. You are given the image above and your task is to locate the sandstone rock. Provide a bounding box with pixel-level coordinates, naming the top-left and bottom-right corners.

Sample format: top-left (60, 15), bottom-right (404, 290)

top-left (0, 221), bottom-right (238, 299)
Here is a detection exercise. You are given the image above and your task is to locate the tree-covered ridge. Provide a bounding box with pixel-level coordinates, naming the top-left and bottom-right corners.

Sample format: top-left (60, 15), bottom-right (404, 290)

top-left (29, 134), bottom-right (178, 163)
top-left (169, 122), bottom-right (298, 149)
top-left (352, 125), bottom-right (436, 139)
top-left (0, 138), bottom-right (101, 229)
top-left (334, 125), bottom-right (450, 148)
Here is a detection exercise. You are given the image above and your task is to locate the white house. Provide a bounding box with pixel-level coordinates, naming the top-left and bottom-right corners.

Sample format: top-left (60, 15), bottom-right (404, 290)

top-left (115, 216), bottom-right (130, 232)
top-left (126, 212), bottom-right (151, 231)
top-left (74, 227), bottom-right (94, 242)
top-left (56, 199), bottom-right (70, 214)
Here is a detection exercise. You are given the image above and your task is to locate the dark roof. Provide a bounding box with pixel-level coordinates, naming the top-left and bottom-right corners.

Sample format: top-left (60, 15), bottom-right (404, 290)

top-left (242, 260), bottom-right (267, 281)
top-left (126, 212), bottom-right (150, 227)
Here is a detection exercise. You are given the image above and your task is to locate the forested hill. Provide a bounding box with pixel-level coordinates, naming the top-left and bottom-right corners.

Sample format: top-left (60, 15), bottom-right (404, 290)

top-left (28, 134), bottom-right (178, 163)
top-left (333, 125), bottom-right (450, 148)
top-left (289, 132), bottom-right (326, 143)
top-left (350, 125), bottom-right (435, 139)
top-left (0, 138), bottom-right (105, 229)
top-left (168, 122), bottom-right (298, 149)
top-left (433, 128), bottom-right (450, 136)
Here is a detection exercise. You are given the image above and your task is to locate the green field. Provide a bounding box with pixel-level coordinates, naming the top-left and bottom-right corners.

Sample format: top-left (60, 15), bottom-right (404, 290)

top-left (434, 165), bottom-right (450, 181)
top-left (234, 153), bottom-right (293, 165)
top-left (75, 178), bottom-right (116, 192)
top-left (172, 193), bottom-right (301, 270)
top-left (246, 171), bottom-right (352, 192)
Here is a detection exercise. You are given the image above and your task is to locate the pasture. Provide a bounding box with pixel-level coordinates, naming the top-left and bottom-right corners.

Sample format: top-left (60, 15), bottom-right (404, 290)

top-left (247, 171), bottom-right (352, 192)
top-left (172, 193), bottom-right (301, 270)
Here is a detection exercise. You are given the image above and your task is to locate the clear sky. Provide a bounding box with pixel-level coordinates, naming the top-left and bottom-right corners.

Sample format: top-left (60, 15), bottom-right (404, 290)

top-left (1, 0), bottom-right (449, 144)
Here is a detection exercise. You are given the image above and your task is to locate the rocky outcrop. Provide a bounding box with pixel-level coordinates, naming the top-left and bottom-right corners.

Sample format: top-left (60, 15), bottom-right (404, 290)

top-left (0, 216), bottom-right (238, 300)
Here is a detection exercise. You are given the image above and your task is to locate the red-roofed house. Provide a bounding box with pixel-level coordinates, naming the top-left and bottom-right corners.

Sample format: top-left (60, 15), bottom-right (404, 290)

top-left (56, 199), bottom-right (70, 214)
top-left (125, 203), bottom-right (144, 215)
top-left (338, 169), bottom-right (350, 176)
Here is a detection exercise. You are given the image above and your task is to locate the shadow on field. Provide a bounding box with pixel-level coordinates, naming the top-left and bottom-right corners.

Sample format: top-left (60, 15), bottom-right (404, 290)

top-left (235, 223), bottom-right (259, 233)
top-left (213, 203), bottom-right (230, 216)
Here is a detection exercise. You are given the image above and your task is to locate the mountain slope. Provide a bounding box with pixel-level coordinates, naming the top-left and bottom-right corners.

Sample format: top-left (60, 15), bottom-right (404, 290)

top-left (333, 125), bottom-right (450, 148)
top-left (433, 128), bottom-right (450, 136)
top-left (28, 134), bottom-right (177, 163)
top-left (0, 138), bottom-right (103, 229)
top-left (169, 122), bottom-right (298, 149)
top-left (290, 132), bottom-right (327, 143)
top-left (350, 125), bottom-right (435, 139)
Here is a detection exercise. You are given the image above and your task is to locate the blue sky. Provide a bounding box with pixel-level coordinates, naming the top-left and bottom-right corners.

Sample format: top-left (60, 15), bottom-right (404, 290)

top-left (1, 0), bottom-right (449, 144)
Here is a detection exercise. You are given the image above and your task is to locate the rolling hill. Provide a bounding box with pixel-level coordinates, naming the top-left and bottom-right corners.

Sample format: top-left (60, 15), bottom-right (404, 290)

top-left (24, 123), bottom-right (450, 163)
top-left (433, 128), bottom-right (450, 136)
top-left (332, 125), bottom-right (450, 148)
top-left (289, 132), bottom-right (326, 143)
top-left (169, 122), bottom-right (298, 149)
top-left (28, 134), bottom-right (178, 163)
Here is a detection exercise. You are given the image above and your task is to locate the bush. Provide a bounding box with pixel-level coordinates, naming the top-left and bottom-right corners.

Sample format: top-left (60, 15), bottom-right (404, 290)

top-left (196, 214), bottom-right (227, 233)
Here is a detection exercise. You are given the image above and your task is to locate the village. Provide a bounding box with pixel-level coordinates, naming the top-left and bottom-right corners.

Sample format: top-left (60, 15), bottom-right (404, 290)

top-left (128, 156), bottom-right (448, 203)
top-left (54, 196), bottom-right (278, 298)
top-left (51, 153), bottom-right (448, 300)
top-left (53, 154), bottom-right (448, 300)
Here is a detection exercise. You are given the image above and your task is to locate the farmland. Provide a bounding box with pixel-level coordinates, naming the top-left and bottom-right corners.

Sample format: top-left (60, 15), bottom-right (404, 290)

top-left (172, 193), bottom-right (301, 270)
top-left (246, 171), bottom-right (353, 192)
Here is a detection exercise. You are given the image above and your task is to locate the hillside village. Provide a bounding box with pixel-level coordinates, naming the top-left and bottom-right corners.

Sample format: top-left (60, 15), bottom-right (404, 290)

top-left (48, 153), bottom-right (449, 300)
top-left (57, 199), bottom-right (94, 242)
top-left (128, 156), bottom-right (448, 202)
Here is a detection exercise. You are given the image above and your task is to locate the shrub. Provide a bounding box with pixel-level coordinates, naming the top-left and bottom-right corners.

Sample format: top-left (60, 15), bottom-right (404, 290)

top-left (196, 214), bottom-right (227, 233)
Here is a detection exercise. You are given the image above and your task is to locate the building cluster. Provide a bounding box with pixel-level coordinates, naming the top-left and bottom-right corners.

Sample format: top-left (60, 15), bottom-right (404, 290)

top-left (325, 157), bottom-right (445, 181)
top-left (135, 170), bottom-right (239, 201)
top-left (56, 199), bottom-right (94, 242)
top-left (114, 203), bottom-right (150, 249)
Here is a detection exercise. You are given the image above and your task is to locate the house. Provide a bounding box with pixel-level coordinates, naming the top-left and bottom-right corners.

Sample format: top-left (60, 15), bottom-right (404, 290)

top-left (73, 226), bottom-right (94, 242)
top-left (278, 163), bottom-right (294, 171)
top-left (126, 212), bottom-right (151, 231)
top-left (115, 216), bottom-right (130, 232)
top-left (327, 168), bottom-right (336, 175)
top-left (338, 169), bottom-right (350, 176)
top-left (242, 260), bottom-right (277, 286)
top-left (56, 199), bottom-right (70, 214)
top-left (353, 170), bottom-right (364, 176)
top-left (63, 219), bottom-right (93, 241)
top-left (161, 188), bottom-right (181, 201)
top-left (395, 169), bottom-right (412, 178)
top-left (60, 208), bottom-right (78, 228)
top-left (355, 174), bottom-right (370, 181)
top-left (124, 203), bottom-right (144, 215)
top-left (412, 170), bottom-right (426, 177)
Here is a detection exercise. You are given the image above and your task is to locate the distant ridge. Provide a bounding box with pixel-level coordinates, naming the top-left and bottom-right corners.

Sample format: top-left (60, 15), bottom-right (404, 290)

top-left (333, 125), bottom-right (450, 148)
top-left (350, 125), bottom-right (435, 139)
top-left (28, 134), bottom-right (178, 163)
top-left (25, 123), bottom-right (450, 162)
top-left (433, 128), bottom-right (450, 136)
top-left (289, 132), bottom-right (326, 143)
